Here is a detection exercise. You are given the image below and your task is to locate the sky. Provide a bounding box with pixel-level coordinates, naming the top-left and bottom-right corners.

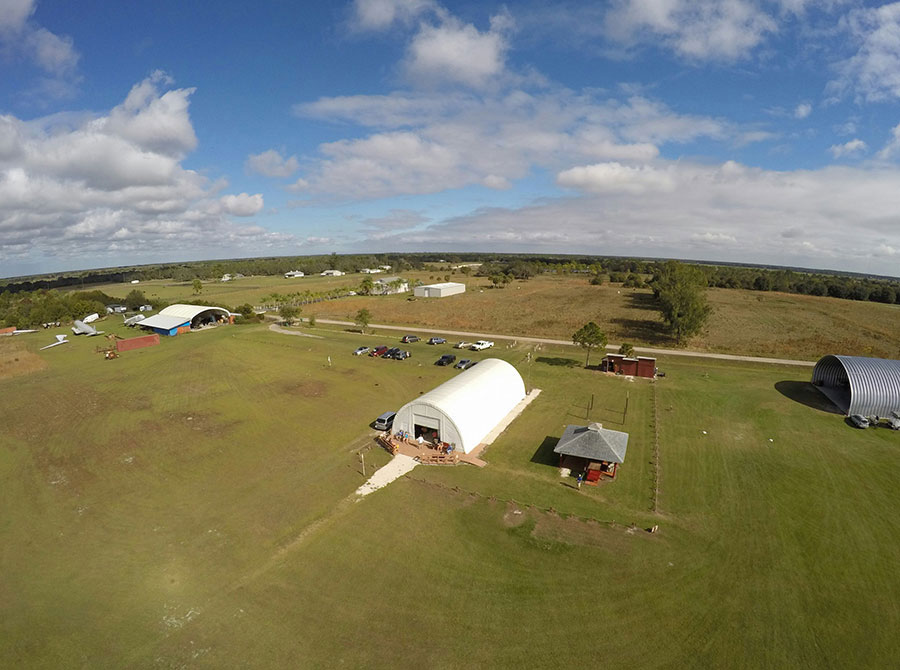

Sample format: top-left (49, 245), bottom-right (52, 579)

top-left (2, 0), bottom-right (900, 278)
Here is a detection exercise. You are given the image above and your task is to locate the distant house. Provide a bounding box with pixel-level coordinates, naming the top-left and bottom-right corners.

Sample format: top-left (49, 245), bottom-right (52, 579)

top-left (379, 265), bottom-right (392, 270)
top-left (554, 422), bottom-right (629, 482)
top-left (284, 270), bottom-right (305, 278)
top-left (320, 270), bottom-right (344, 276)
top-left (106, 304), bottom-right (127, 314)
top-left (373, 277), bottom-right (409, 295)
top-left (221, 274), bottom-right (233, 282)
top-left (360, 268), bottom-right (383, 274)
top-left (138, 304), bottom-right (153, 312)
top-left (130, 279), bottom-right (140, 284)
top-left (413, 282), bottom-right (465, 298)
top-left (601, 354), bottom-right (656, 378)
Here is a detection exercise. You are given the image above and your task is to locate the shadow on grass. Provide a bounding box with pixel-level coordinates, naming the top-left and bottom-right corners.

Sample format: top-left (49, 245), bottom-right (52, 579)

top-left (610, 318), bottom-right (675, 347)
top-left (536, 356), bottom-right (581, 367)
top-left (530, 436), bottom-right (559, 466)
top-left (625, 291), bottom-right (660, 312)
top-left (774, 381), bottom-right (842, 415)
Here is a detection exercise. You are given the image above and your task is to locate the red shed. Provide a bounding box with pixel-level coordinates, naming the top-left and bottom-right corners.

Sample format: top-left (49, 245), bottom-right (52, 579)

top-left (602, 353), bottom-right (656, 378)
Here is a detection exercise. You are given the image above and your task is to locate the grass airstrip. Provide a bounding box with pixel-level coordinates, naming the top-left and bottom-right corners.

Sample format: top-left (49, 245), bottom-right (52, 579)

top-left (1, 317), bottom-right (898, 668)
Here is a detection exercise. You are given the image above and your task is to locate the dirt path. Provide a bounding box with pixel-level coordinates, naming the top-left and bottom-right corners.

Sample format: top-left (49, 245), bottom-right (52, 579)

top-left (355, 454), bottom-right (419, 497)
top-left (268, 323), bottom-right (323, 338)
top-left (316, 318), bottom-right (815, 367)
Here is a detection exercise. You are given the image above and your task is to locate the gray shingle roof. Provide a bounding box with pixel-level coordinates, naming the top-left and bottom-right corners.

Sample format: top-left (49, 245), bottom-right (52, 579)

top-left (553, 422), bottom-right (629, 463)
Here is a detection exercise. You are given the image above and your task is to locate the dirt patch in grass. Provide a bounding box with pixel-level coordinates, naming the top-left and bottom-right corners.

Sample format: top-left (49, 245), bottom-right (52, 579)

top-left (280, 379), bottom-right (328, 397)
top-left (531, 512), bottom-right (656, 550)
top-left (0, 340), bottom-right (46, 380)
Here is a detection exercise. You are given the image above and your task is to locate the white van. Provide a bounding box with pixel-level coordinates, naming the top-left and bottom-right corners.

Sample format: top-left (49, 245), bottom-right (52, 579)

top-left (374, 411), bottom-right (396, 431)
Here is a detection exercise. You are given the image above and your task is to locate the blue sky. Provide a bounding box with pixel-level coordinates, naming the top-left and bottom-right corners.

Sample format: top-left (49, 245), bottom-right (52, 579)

top-left (2, 0), bottom-right (900, 277)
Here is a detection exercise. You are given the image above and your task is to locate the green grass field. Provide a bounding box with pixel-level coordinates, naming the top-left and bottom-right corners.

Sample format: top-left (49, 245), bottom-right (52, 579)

top-left (86, 273), bottom-right (900, 361)
top-left (2, 320), bottom-right (898, 668)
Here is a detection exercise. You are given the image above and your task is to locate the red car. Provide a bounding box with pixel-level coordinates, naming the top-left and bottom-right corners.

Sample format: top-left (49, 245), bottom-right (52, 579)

top-left (369, 345), bottom-right (389, 357)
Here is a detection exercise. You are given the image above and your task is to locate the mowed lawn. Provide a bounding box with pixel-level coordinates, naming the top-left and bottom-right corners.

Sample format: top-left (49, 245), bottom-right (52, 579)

top-left (2, 325), bottom-right (899, 668)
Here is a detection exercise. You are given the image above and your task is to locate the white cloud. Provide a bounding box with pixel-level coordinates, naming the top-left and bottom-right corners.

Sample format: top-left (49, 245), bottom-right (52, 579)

top-left (794, 103), bottom-right (812, 119)
top-left (292, 88), bottom-right (747, 199)
top-left (369, 159), bottom-right (900, 276)
top-left (604, 0), bottom-right (777, 62)
top-left (0, 75), bottom-right (290, 267)
top-left (831, 3), bottom-right (900, 102)
top-left (246, 149), bottom-right (300, 177)
top-left (350, 0), bottom-right (438, 31)
top-left (0, 0), bottom-right (80, 97)
top-left (557, 162), bottom-right (676, 194)
top-left (876, 122), bottom-right (900, 160)
top-left (829, 138), bottom-right (867, 158)
top-left (220, 193), bottom-right (264, 217)
top-left (404, 17), bottom-right (509, 88)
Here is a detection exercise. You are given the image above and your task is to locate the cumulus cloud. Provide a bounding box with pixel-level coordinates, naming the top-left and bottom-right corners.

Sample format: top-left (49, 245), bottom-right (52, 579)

top-left (246, 149), bottom-right (299, 177)
top-left (367, 158), bottom-right (900, 275)
top-left (404, 17), bottom-right (510, 88)
top-left (0, 0), bottom-right (80, 98)
top-left (604, 0), bottom-right (777, 62)
top-left (292, 88), bottom-right (751, 199)
top-left (0, 74), bottom-right (291, 269)
top-left (220, 193), bottom-right (264, 216)
top-left (876, 122), bottom-right (900, 160)
top-left (794, 103), bottom-right (812, 119)
top-left (831, 3), bottom-right (900, 102)
top-left (557, 162), bottom-right (676, 194)
top-left (829, 138), bottom-right (867, 158)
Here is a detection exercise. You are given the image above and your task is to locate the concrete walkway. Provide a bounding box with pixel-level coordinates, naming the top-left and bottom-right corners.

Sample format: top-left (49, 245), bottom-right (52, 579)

top-left (317, 319), bottom-right (815, 367)
top-left (355, 454), bottom-right (418, 498)
top-left (268, 323), bottom-right (323, 338)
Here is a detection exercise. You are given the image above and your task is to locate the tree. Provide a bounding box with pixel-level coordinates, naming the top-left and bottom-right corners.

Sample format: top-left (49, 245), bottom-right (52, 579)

top-left (359, 277), bottom-right (374, 296)
top-left (355, 308), bottom-right (372, 333)
top-left (651, 261), bottom-right (712, 343)
top-left (192, 278), bottom-right (202, 295)
top-left (124, 289), bottom-right (146, 310)
top-left (572, 321), bottom-right (607, 368)
top-left (279, 304), bottom-right (299, 325)
top-left (618, 342), bottom-right (635, 358)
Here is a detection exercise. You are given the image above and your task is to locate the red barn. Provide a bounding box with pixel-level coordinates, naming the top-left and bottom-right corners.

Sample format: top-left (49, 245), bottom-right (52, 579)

top-left (602, 353), bottom-right (656, 378)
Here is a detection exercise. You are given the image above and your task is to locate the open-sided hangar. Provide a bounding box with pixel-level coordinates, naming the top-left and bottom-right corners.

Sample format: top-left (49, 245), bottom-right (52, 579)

top-left (138, 304), bottom-right (232, 336)
top-left (811, 355), bottom-right (900, 416)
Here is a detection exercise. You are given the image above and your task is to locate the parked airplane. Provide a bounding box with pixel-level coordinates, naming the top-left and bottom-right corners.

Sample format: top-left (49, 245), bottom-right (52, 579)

top-left (72, 320), bottom-right (104, 336)
top-left (123, 313), bottom-right (146, 327)
top-left (12, 329), bottom-right (38, 334)
top-left (40, 334), bottom-right (69, 350)
top-left (82, 313), bottom-right (100, 324)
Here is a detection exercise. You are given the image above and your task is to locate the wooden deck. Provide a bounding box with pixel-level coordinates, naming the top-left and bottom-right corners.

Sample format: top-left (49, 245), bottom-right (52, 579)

top-left (377, 433), bottom-right (486, 467)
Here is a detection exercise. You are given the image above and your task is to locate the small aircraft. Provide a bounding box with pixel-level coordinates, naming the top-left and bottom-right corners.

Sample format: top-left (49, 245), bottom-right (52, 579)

top-left (40, 334), bottom-right (69, 350)
top-left (82, 313), bottom-right (101, 324)
top-left (72, 320), bottom-right (104, 336)
top-left (12, 329), bottom-right (38, 334)
top-left (123, 313), bottom-right (146, 327)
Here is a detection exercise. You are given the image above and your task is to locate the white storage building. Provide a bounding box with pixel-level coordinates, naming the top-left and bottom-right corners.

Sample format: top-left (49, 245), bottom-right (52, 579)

top-left (413, 282), bottom-right (466, 298)
top-left (392, 358), bottom-right (525, 454)
top-left (158, 304), bottom-right (232, 328)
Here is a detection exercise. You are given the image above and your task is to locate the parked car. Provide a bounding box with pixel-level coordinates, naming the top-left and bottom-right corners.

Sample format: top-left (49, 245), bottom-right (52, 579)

top-left (370, 345), bottom-right (389, 357)
top-left (428, 337), bottom-right (447, 345)
top-left (436, 354), bottom-right (456, 366)
top-left (394, 350), bottom-right (411, 360)
top-left (353, 346), bottom-right (369, 356)
top-left (454, 341), bottom-right (472, 349)
top-left (470, 340), bottom-right (494, 350)
top-left (384, 347), bottom-right (401, 359)
top-left (401, 334), bottom-right (420, 343)
top-left (454, 358), bottom-right (471, 369)
top-left (849, 414), bottom-right (869, 429)
top-left (374, 411), bottom-right (396, 431)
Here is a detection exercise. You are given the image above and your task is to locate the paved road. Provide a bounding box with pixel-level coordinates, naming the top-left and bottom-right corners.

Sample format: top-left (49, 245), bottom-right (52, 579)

top-left (316, 318), bottom-right (815, 367)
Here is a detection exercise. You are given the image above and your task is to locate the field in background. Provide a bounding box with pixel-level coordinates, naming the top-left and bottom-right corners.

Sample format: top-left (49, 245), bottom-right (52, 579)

top-left (2, 321), bottom-right (898, 667)
top-left (84, 273), bottom-right (900, 360)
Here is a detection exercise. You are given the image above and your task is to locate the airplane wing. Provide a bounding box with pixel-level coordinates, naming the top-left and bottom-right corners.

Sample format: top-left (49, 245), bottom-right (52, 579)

top-left (40, 335), bottom-right (69, 350)
top-left (87, 330), bottom-right (104, 336)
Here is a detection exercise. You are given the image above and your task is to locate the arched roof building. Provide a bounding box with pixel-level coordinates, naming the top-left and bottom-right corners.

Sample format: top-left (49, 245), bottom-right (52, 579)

top-left (393, 358), bottom-right (526, 454)
top-left (811, 355), bottom-right (900, 416)
top-left (158, 304), bottom-right (231, 328)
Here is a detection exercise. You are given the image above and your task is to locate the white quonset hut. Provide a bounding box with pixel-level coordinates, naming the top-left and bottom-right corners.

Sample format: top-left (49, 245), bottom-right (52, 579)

top-left (393, 358), bottom-right (525, 454)
top-left (413, 282), bottom-right (466, 298)
top-left (158, 304), bottom-right (232, 328)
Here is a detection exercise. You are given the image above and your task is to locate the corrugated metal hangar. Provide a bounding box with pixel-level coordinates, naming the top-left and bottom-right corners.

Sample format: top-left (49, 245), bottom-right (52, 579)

top-left (811, 355), bottom-right (900, 416)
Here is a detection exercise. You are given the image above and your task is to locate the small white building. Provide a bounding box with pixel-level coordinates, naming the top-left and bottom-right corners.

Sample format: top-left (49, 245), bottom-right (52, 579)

top-left (284, 270), bottom-right (305, 278)
top-left (392, 359), bottom-right (526, 454)
top-left (413, 282), bottom-right (466, 298)
top-left (360, 268), bottom-right (383, 274)
top-left (379, 265), bottom-right (392, 270)
top-left (130, 279), bottom-right (140, 284)
top-left (320, 270), bottom-right (345, 277)
top-left (373, 277), bottom-right (409, 295)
